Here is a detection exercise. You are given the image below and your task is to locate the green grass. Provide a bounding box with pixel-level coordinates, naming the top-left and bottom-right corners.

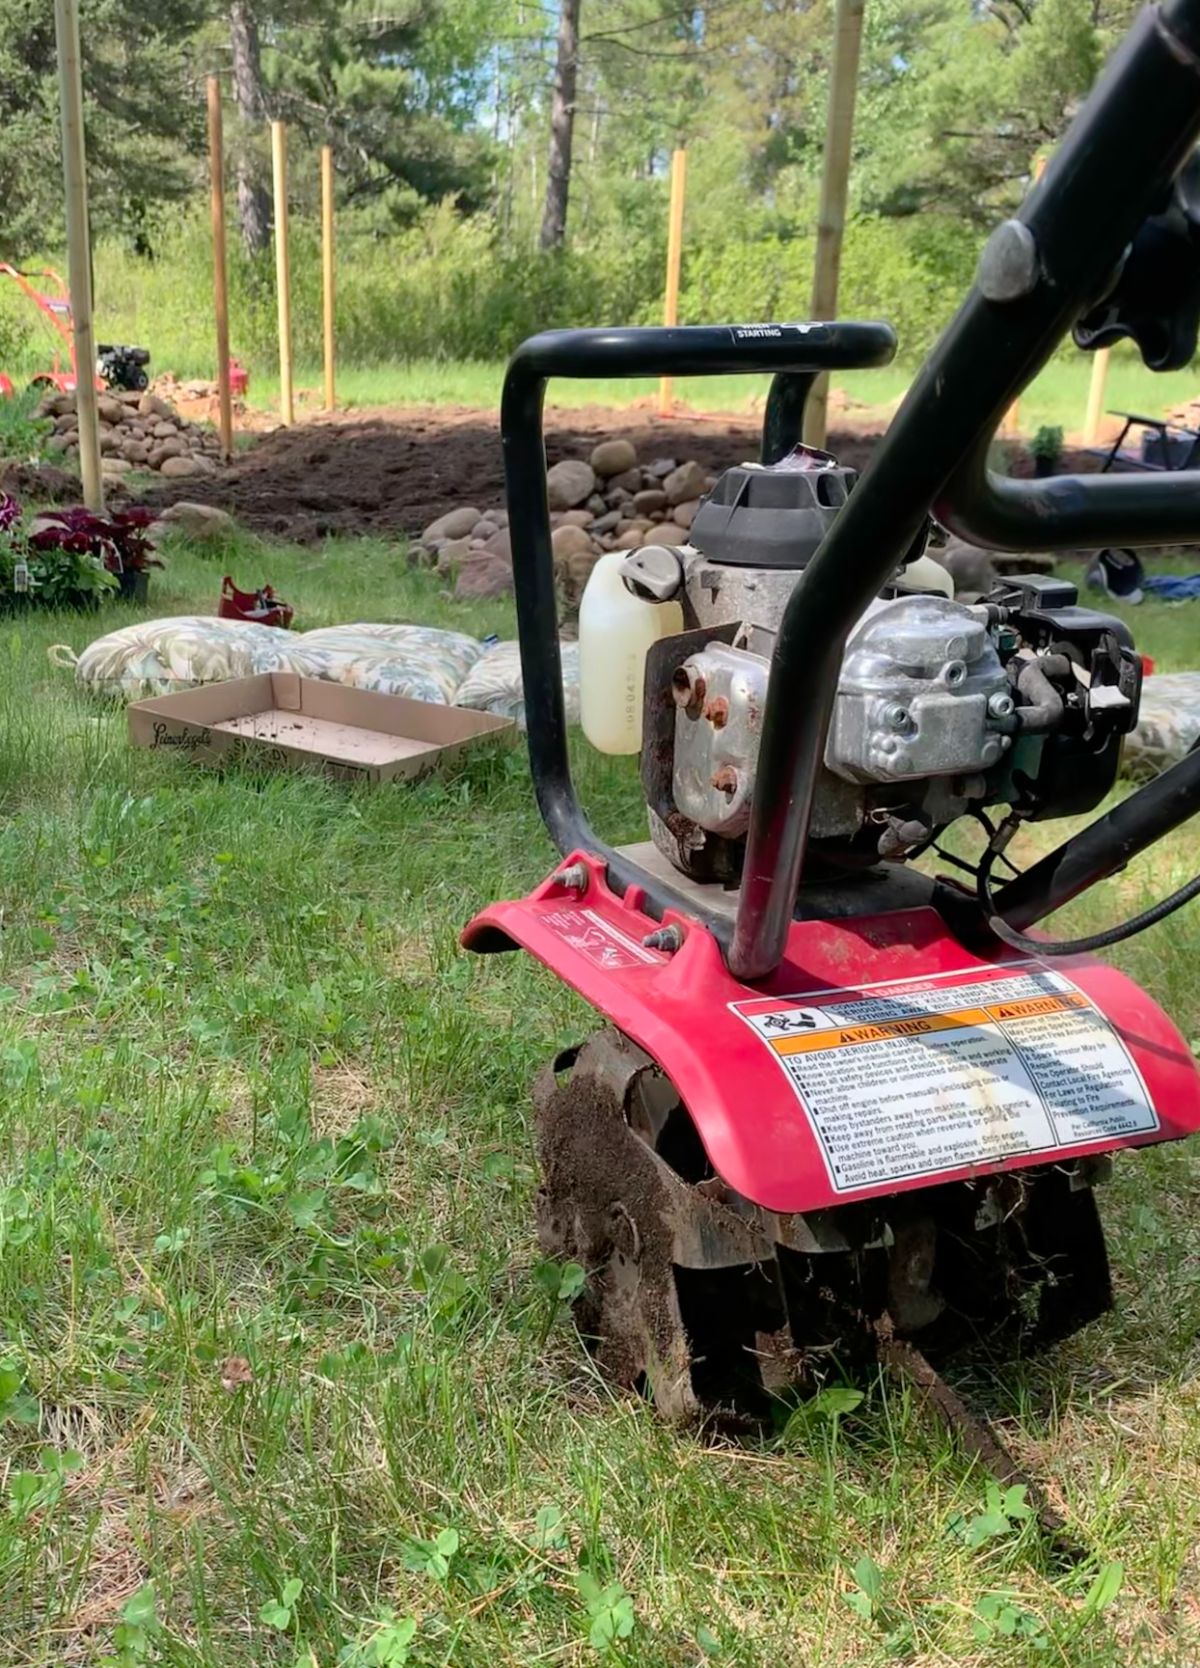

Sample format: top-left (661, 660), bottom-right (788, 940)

top-left (1, 534), bottom-right (1200, 1665)
top-left (246, 351), bottom-right (1200, 440)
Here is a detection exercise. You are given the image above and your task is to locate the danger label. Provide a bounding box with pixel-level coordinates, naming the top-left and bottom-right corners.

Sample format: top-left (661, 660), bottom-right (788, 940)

top-left (732, 967), bottom-right (1157, 1193)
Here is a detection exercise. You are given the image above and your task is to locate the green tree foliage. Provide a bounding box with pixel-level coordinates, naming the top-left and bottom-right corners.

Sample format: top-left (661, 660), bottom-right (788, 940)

top-left (0, 0), bottom-right (1152, 363)
top-left (0, 0), bottom-right (208, 255)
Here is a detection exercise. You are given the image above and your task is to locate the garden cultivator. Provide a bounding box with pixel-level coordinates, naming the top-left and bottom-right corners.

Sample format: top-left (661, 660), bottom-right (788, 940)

top-left (466, 0), bottom-right (1200, 1443)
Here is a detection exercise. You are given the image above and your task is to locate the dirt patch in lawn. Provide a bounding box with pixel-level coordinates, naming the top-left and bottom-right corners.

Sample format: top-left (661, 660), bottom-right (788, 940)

top-left (144, 402), bottom-right (891, 545)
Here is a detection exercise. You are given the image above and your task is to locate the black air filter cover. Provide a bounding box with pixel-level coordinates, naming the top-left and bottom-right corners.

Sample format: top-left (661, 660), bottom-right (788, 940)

top-left (688, 446), bottom-right (858, 568)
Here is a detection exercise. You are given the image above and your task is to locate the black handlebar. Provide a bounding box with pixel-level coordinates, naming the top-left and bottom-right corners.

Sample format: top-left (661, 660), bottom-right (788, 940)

top-left (500, 321), bottom-right (896, 939)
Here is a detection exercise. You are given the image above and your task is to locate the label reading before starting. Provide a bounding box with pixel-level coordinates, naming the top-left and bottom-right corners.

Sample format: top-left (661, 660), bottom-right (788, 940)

top-left (731, 966), bottom-right (1157, 1194)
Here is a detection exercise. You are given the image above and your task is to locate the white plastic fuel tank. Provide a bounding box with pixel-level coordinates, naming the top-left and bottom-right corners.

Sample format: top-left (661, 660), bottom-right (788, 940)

top-left (579, 550), bottom-right (684, 754)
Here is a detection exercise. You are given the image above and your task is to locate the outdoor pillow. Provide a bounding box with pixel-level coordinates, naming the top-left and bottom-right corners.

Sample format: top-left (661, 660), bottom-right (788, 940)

top-left (453, 639), bottom-right (581, 727)
top-left (56, 614), bottom-right (306, 699)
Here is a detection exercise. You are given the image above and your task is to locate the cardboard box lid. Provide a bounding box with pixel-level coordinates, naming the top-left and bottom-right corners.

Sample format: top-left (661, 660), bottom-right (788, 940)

top-left (128, 672), bottom-right (514, 783)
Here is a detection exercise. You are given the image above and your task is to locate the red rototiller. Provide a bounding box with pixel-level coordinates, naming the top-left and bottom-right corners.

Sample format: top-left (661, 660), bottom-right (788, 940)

top-left (0, 264), bottom-right (149, 394)
top-left (464, 0), bottom-right (1200, 1480)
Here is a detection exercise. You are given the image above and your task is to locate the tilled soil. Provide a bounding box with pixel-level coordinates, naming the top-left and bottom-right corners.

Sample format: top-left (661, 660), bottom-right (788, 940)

top-left (145, 403), bottom-right (885, 544)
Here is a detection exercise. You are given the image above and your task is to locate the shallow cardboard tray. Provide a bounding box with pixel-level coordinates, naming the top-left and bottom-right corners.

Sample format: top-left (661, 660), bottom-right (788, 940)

top-left (128, 672), bottom-right (514, 783)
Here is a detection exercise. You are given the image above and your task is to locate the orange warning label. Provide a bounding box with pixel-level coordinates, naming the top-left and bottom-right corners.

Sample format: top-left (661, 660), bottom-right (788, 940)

top-left (731, 966), bottom-right (1157, 1193)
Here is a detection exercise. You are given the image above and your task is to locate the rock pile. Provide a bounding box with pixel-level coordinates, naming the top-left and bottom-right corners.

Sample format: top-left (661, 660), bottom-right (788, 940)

top-left (37, 388), bottom-right (224, 484)
top-left (412, 438), bottom-right (717, 607)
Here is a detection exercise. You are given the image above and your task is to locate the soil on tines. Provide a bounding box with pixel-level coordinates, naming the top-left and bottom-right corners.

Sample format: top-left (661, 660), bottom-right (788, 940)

top-left (144, 403), bottom-right (888, 545)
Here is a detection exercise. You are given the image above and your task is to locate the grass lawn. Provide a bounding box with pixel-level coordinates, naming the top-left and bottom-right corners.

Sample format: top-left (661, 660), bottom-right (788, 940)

top-left (2, 532), bottom-right (1200, 1667)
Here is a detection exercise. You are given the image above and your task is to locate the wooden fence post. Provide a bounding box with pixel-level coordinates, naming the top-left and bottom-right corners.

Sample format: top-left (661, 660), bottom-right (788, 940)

top-left (271, 120), bottom-right (294, 425)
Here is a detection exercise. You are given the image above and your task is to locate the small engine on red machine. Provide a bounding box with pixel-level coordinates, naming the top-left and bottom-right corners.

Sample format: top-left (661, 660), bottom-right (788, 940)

top-left (465, 0), bottom-right (1200, 1449)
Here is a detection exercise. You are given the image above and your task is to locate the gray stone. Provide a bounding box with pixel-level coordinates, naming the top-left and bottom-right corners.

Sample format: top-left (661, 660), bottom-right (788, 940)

top-left (546, 458), bottom-right (596, 510)
top-left (672, 498), bottom-right (701, 530)
top-left (590, 438), bottom-right (638, 478)
top-left (663, 460), bottom-right (707, 506)
top-left (939, 539), bottom-right (998, 597)
top-left (423, 505), bottom-right (481, 543)
top-left (159, 454), bottom-right (201, 478)
top-left (633, 488), bottom-right (668, 514)
top-left (454, 550), bottom-right (513, 600)
top-left (551, 523), bottom-right (594, 560)
top-left (608, 467), bottom-right (642, 495)
top-left (646, 457), bottom-right (678, 480)
top-left (590, 509), bottom-right (622, 533)
top-left (470, 518), bottom-right (498, 540)
top-left (434, 537), bottom-right (473, 576)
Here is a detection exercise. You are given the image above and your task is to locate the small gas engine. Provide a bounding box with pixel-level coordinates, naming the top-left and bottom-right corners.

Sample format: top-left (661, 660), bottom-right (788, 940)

top-left (622, 448), bottom-right (1141, 886)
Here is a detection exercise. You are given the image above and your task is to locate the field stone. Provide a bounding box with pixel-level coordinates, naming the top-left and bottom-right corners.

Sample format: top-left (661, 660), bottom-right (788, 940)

top-left (138, 391), bottom-right (174, 420)
top-left (434, 536), bottom-right (473, 576)
top-left (590, 438), bottom-right (638, 478)
top-left (551, 523), bottom-right (595, 559)
top-left (633, 488), bottom-right (668, 514)
top-left (422, 504), bottom-right (480, 542)
top-left (97, 395), bottom-right (126, 424)
top-left (614, 526), bottom-right (647, 549)
top-left (655, 522), bottom-right (691, 545)
top-left (470, 518), bottom-right (498, 540)
top-left (663, 460), bottom-right (707, 505)
top-left (672, 498), bottom-right (701, 530)
top-left (590, 509), bottom-right (622, 533)
top-left (454, 550), bottom-right (513, 600)
top-left (546, 458), bottom-right (596, 510)
top-left (102, 456), bottom-right (133, 475)
top-left (939, 539), bottom-right (999, 596)
top-left (159, 454), bottom-right (201, 478)
top-left (157, 501), bottom-right (237, 540)
top-left (559, 508), bottom-right (593, 528)
top-left (605, 486), bottom-right (633, 510)
top-left (482, 527), bottom-right (512, 562)
top-left (608, 466), bottom-right (641, 495)
top-left (646, 457), bottom-right (678, 480)
top-left (585, 493), bottom-right (607, 515)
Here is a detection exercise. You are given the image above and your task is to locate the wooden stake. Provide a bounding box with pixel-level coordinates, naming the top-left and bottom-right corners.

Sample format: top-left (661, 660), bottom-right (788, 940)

top-left (321, 144), bottom-right (335, 413)
top-left (658, 148), bottom-right (687, 418)
top-left (1083, 347), bottom-right (1111, 445)
top-left (53, 0), bottom-right (103, 511)
top-left (804, 0), bottom-right (865, 449)
top-left (271, 120), bottom-right (294, 425)
top-left (207, 76), bottom-right (234, 460)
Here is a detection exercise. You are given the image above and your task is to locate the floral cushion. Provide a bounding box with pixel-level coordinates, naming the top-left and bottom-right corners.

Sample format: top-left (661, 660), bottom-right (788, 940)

top-left (293, 624), bottom-right (483, 704)
top-left (1123, 672), bottom-right (1200, 779)
top-left (64, 618), bottom-right (485, 706)
top-left (453, 640), bottom-right (580, 727)
top-left (63, 615), bottom-right (306, 699)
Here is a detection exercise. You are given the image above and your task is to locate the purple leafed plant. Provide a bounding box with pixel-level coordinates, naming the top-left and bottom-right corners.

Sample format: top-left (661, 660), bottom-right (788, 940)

top-left (30, 505), bottom-right (163, 573)
top-left (0, 494), bottom-right (20, 534)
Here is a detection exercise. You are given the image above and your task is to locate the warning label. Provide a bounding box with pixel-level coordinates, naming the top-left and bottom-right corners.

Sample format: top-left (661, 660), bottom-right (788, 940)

top-left (538, 906), bottom-right (662, 971)
top-left (732, 966), bottom-right (1157, 1193)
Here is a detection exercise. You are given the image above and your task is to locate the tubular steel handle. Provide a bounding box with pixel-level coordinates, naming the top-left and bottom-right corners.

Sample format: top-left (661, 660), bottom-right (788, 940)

top-left (728, 0), bottom-right (1200, 982)
top-left (500, 321), bottom-right (896, 935)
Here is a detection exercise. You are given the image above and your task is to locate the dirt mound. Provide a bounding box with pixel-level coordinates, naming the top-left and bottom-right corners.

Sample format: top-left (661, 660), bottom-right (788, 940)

top-left (146, 405), bottom-right (883, 545)
top-left (0, 459), bottom-right (84, 504)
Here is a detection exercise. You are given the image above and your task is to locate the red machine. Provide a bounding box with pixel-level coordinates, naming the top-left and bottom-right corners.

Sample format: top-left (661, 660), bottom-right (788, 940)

top-left (0, 265), bottom-right (92, 393)
top-left (464, 0), bottom-right (1200, 1440)
top-left (0, 265), bottom-right (151, 394)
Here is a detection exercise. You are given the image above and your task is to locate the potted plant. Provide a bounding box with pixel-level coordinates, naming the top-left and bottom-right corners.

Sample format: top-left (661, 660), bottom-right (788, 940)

top-left (1030, 424), bottom-right (1064, 477)
top-left (29, 505), bottom-right (163, 603)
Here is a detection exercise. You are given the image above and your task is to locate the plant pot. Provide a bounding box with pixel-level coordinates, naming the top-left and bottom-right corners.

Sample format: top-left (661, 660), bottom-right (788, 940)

top-left (116, 568), bottom-right (150, 603)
